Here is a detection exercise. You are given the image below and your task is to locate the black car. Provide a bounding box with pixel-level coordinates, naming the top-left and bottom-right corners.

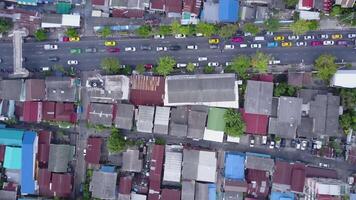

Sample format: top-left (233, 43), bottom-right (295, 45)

top-left (140, 45), bottom-right (152, 51)
top-left (48, 56), bottom-right (59, 62)
top-left (280, 139), bottom-right (286, 148)
top-left (169, 45), bottom-right (181, 51)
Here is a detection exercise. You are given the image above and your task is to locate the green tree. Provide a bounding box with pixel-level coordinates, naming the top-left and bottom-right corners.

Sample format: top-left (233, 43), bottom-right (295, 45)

top-left (155, 137), bottom-right (166, 145)
top-left (156, 56), bottom-right (176, 76)
top-left (0, 18), bottom-right (12, 33)
top-left (196, 22), bottom-right (217, 37)
top-left (274, 83), bottom-right (297, 97)
top-left (107, 129), bottom-right (127, 153)
top-left (203, 66), bottom-right (215, 74)
top-left (136, 25), bottom-right (151, 38)
top-left (340, 88), bottom-right (356, 110)
top-left (101, 57), bottom-right (120, 74)
top-left (229, 55), bottom-right (251, 79)
top-left (251, 51), bottom-right (270, 73)
top-left (314, 54), bottom-right (337, 82)
top-left (308, 20), bottom-right (319, 31)
top-left (243, 23), bottom-right (260, 36)
top-left (178, 25), bottom-right (191, 35)
top-left (34, 29), bottom-right (48, 41)
top-left (224, 109), bottom-right (245, 137)
top-left (100, 26), bottom-right (112, 38)
top-left (218, 24), bottom-right (238, 39)
top-left (339, 110), bottom-right (356, 134)
top-left (186, 63), bottom-right (195, 73)
top-left (290, 20), bottom-right (309, 35)
top-left (158, 25), bottom-right (172, 35)
top-left (65, 28), bottom-right (78, 37)
top-left (264, 18), bottom-right (280, 32)
top-left (171, 20), bottom-right (182, 35)
top-left (283, 0), bottom-right (298, 8)
top-left (136, 64), bottom-right (145, 74)
top-left (331, 6), bottom-right (343, 16)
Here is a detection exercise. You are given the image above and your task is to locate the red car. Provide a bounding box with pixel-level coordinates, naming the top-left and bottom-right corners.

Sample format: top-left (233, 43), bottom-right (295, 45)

top-left (107, 47), bottom-right (120, 53)
top-left (62, 36), bottom-right (69, 42)
top-left (144, 64), bottom-right (153, 70)
top-left (231, 37), bottom-right (244, 43)
top-left (311, 41), bottom-right (322, 46)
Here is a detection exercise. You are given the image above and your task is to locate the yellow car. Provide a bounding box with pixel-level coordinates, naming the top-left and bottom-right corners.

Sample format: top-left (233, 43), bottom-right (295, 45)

top-left (208, 38), bottom-right (220, 44)
top-left (281, 42), bottom-right (292, 47)
top-left (274, 36), bottom-right (285, 41)
top-left (69, 37), bottom-right (80, 42)
top-left (331, 34), bottom-right (342, 39)
top-left (104, 41), bottom-right (116, 46)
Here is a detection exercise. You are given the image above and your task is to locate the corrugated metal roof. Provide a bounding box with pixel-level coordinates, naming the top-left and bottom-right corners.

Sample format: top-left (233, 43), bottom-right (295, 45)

top-left (219, 0), bottom-right (238, 22)
top-left (225, 153), bottom-right (245, 180)
top-left (21, 132), bottom-right (36, 194)
top-left (0, 128), bottom-right (23, 146)
top-left (154, 106), bottom-right (170, 135)
top-left (4, 146), bottom-right (22, 169)
top-left (206, 107), bottom-right (226, 131)
top-left (163, 151), bottom-right (182, 183)
top-left (137, 106), bottom-right (155, 133)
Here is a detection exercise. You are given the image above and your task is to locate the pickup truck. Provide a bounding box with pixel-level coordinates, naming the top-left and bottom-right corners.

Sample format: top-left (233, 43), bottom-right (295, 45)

top-left (44, 44), bottom-right (58, 50)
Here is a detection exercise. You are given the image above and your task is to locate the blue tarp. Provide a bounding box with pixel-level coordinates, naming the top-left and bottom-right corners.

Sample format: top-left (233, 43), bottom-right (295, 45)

top-left (225, 153), bottom-right (245, 180)
top-left (219, 0), bottom-right (239, 22)
top-left (270, 192), bottom-right (295, 200)
top-left (208, 184), bottom-right (216, 200)
top-left (21, 131), bottom-right (36, 194)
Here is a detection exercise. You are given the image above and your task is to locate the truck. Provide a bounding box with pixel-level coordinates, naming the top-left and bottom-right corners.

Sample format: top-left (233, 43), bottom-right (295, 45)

top-left (43, 44), bottom-right (58, 50)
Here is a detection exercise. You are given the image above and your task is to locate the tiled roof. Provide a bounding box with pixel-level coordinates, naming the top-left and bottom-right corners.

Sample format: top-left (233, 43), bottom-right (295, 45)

top-left (85, 137), bottom-right (102, 164)
top-left (130, 75), bottom-right (165, 106)
top-left (241, 109), bottom-right (268, 135)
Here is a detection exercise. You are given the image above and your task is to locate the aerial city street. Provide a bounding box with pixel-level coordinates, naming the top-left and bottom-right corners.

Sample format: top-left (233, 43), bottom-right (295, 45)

top-left (0, 0), bottom-right (355, 199)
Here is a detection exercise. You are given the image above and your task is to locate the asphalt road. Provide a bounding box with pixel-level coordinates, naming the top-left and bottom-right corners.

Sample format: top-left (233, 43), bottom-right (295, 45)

top-left (0, 30), bottom-right (355, 73)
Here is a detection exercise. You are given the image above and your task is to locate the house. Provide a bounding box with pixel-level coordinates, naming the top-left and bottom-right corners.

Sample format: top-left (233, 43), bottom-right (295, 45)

top-left (0, 79), bottom-right (23, 101)
top-left (195, 182), bottom-right (217, 200)
top-left (304, 178), bottom-right (350, 200)
top-left (51, 173), bottom-right (73, 198)
top-left (270, 192), bottom-right (295, 200)
top-left (0, 190), bottom-right (17, 200)
top-left (148, 145), bottom-right (164, 195)
top-left (109, 0), bottom-right (149, 10)
top-left (201, 0), bottom-right (219, 23)
top-left (182, 149), bottom-right (217, 183)
top-left (182, 180), bottom-right (195, 200)
top-left (223, 180), bottom-right (247, 200)
top-left (42, 102), bottom-right (76, 123)
top-left (24, 79), bottom-right (45, 101)
top-left (165, 0), bottom-right (183, 17)
top-left (187, 106), bottom-right (208, 140)
top-left (241, 108), bottom-right (269, 135)
top-left (4, 146), bottom-right (22, 169)
top-left (269, 97), bottom-right (302, 139)
top-left (225, 152), bottom-right (245, 180)
top-left (154, 106), bottom-right (170, 135)
top-left (331, 70), bottom-right (356, 88)
top-left (335, 0), bottom-right (355, 7)
top-left (245, 80), bottom-right (274, 115)
top-left (118, 176), bottom-right (132, 199)
top-left (22, 101), bottom-right (42, 123)
top-left (136, 106), bottom-right (155, 133)
top-left (240, 5), bottom-right (257, 21)
top-left (164, 74), bottom-right (239, 108)
top-left (299, 10), bottom-right (320, 20)
top-left (21, 132), bottom-right (37, 195)
top-left (38, 168), bottom-right (53, 197)
top-left (169, 106), bottom-right (188, 137)
top-left (37, 131), bottom-right (51, 167)
top-left (298, 0), bottom-right (314, 10)
top-left (288, 72), bottom-right (312, 87)
top-left (204, 107), bottom-right (226, 143)
top-left (272, 161), bottom-right (306, 193)
top-left (161, 188), bottom-right (181, 200)
top-left (245, 153), bottom-right (274, 173)
top-left (246, 168), bottom-right (271, 198)
top-left (130, 75), bottom-right (165, 106)
top-left (131, 193), bottom-right (147, 200)
top-left (122, 149), bottom-right (143, 172)
top-left (90, 169), bottom-right (118, 199)
top-left (219, 0), bottom-right (239, 22)
top-left (41, 14), bottom-right (81, 28)
top-left (163, 145), bottom-right (182, 184)
top-left (85, 137), bottom-right (102, 165)
top-left (181, 0), bottom-right (202, 24)
top-left (48, 144), bottom-right (74, 173)
top-left (115, 103), bottom-right (134, 130)
top-left (150, 0), bottom-right (165, 11)
top-left (45, 77), bottom-right (76, 102)
top-left (87, 103), bottom-right (114, 127)
top-left (0, 128), bottom-right (24, 146)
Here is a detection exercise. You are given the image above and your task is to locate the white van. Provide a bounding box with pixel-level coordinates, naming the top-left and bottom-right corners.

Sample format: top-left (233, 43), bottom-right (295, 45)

top-left (254, 36), bottom-right (265, 41)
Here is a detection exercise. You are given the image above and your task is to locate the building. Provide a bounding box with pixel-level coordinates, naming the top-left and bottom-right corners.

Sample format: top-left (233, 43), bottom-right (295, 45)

top-left (45, 77), bottom-right (76, 102)
top-left (21, 132), bottom-right (37, 195)
top-left (0, 129), bottom-right (24, 146)
top-left (202, 0), bottom-right (239, 22)
top-left (163, 145), bottom-right (183, 184)
top-left (288, 72), bottom-right (312, 87)
top-left (331, 70), bottom-right (356, 88)
top-left (204, 107), bottom-right (226, 143)
top-left (42, 102), bottom-right (76, 123)
top-left (299, 10), bottom-right (320, 20)
top-left (90, 169), bottom-right (118, 199)
top-left (4, 146), bottom-right (22, 169)
top-left (130, 75), bottom-right (165, 106)
top-left (245, 80), bottom-right (274, 115)
top-left (165, 0), bottom-right (183, 17)
top-left (169, 106), bottom-right (188, 137)
top-left (85, 137), bottom-right (102, 165)
top-left (115, 103), bottom-right (135, 130)
top-left (48, 144), bottom-right (74, 173)
top-left (37, 131), bottom-right (51, 167)
top-left (195, 182), bottom-right (217, 200)
top-left (136, 106), bottom-right (155, 133)
top-left (51, 173), bottom-right (72, 198)
top-left (118, 176), bottom-right (132, 199)
top-left (148, 145), bottom-right (164, 196)
top-left (182, 180), bottom-right (195, 200)
top-left (270, 192), bottom-right (295, 200)
top-left (41, 14), bottom-right (81, 28)
top-left (122, 149), bottom-right (143, 172)
top-left (223, 180), bottom-right (247, 200)
top-left (22, 101), bottom-right (42, 123)
top-left (298, 0), bottom-right (314, 10)
top-left (245, 153), bottom-right (274, 174)
top-left (225, 152), bottom-right (245, 180)
top-left (164, 74), bottom-right (239, 108)
top-left (161, 188), bottom-right (181, 200)
top-left (24, 79), bottom-right (45, 101)
top-left (241, 108), bottom-right (269, 135)
top-left (335, 0), bottom-right (355, 7)
top-left (0, 79), bottom-right (23, 101)
top-left (181, 0), bottom-right (202, 24)
top-left (87, 103), bottom-right (114, 127)
top-left (154, 106), bottom-right (170, 135)
top-left (304, 178), bottom-right (350, 200)
top-left (272, 161), bottom-right (306, 193)
top-left (187, 106), bottom-right (208, 140)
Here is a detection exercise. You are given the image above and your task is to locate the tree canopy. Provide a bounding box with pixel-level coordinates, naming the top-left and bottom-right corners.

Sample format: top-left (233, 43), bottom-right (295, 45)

top-left (171, 20), bottom-right (182, 35)
top-left (100, 26), bottom-right (112, 38)
top-left (186, 63), bottom-right (195, 73)
top-left (340, 88), bottom-right (356, 110)
top-left (290, 20), bottom-right (311, 35)
top-left (218, 24), bottom-right (238, 39)
top-left (230, 55), bottom-right (251, 79)
top-left (224, 109), bottom-right (245, 137)
top-left (283, 0), bottom-right (298, 8)
top-left (156, 56), bottom-right (176, 76)
top-left (0, 18), bottom-right (12, 34)
top-left (107, 129), bottom-right (127, 153)
top-left (314, 54), bottom-right (337, 82)
top-left (34, 29), bottom-right (48, 41)
top-left (264, 18), bottom-right (280, 32)
top-left (251, 51), bottom-right (270, 73)
top-left (136, 25), bottom-right (151, 38)
top-left (195, 22), bottom-right (217, 37)
top-left (101, 57), bottom-right (120, 74)
top-left (203, 66), bottom-right (215, 74)
top-left (274, 83), bottom-right (298, 97)
top-left (340, 110), bottom-right (356, 134)
top-left (65, 28), bottom-right (78, 37)
top-left (158, 25), bottom-right (172, 35)
top-left (243, 23), bottom-right (260, 36)
top-left (135, 64), bottom-right (145, 74)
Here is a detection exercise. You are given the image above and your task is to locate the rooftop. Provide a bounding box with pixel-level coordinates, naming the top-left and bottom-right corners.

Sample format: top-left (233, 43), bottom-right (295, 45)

top-left (21, 132), bottom-right (37, 194)
top-left (245, 154), bottom-right (274, 173)
top-left (225, 152), bottom-right (245, 180)
top-left (115, 103), bottom-right (134, 130)
top-left (119, 176), bottom-right (132, 195)
top-left (110, 0), bottom-right (149, 9)
top-left (45, 76), bottom-right (76, 102)
top-left (4, 146), bottom-right (22, 169)
top-left (48, 144), bottom-right (73, 173)
top-left (187, 107), bottom-right (208, 140)
top-left (85, 137), bottom-right (102, 164)
top-left (169, 106), bottom-right (188, 137)
top-left (149, 145), bottom-right (164, 193)
top-left (182, 180), bottom-right (195, 200)
top-left (137, 105), bottom-right (155, 133)
top-left (163, 149), bottom-right (182, 183)
top-left (88, 103), bottom-right (114, 127)
top-left (122, 149), bottom-right (143, 172)
top-left (331, 70), bottom-right (356, 88)
top-left (154, 106), bottom-right (170, 135)
top-left (90, 170), bottom-right (118, 199)
top-left (51, 173), bottom-right (72, 198)
top-left (219, 0), bottom-right (239, 22)
top-left (24, 79), bottom-right (45, 101)
top-left (0, 79), bottom-right (23, 101)
top-left (161, 189), bottom-right (181, 200)
top-left (130, 75), bottom-right (165, 106)
top-left (241, 108), bottom-right (269, 135)
top-left (244, 80), bottom-right (274, 115)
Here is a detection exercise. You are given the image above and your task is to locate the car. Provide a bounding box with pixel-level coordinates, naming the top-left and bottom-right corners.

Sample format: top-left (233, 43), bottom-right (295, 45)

top-left (282, 42), bottom-right (292, 47)
top-left (67, 60), bottom-right (78, 65)
top-left (274, 35), bottom-right (284, 41)
top-left (43, 44), bottom-right (58, 50)
top-left (144, 64), bottom-right (153, 70)
top-left (124, 47), bottom-right (136, 52)
top-left (62, 36), bottom-right (69, 42)
top-left (107, 47), bottom-right (120, 53)
top-left (319, 163), bottom-right (329, 168)
top-left (40, 67), bottom-right (50, 72)
top-left (231, 37), bottom-right (243, 43)
top-left (198, 57), bottom-right (208, 61)
top-left (323, 40), bottom-right (334, 46)
top-left (195, 33), bottom-right (203, 37)
top-left (176, 63), bottom-right (187, 68)
top-left (224, 44), bottom-right (234, 49)
top-left (208, 62), bottom-right (219, 67)
top-left (304, 35), bottom-right (315, 40)
top-left (280, 139), bottom-right (286, 148)
top-left (311, 41), bottom-right (323, 46)
top-left (48, 56), bottom-right (59, 62)
top-left (225, 62), bottom-right (232, 66)
top-left (250, 136), bottom-right (255, 147)
top-left (337, 40), bottom-right (348, 46)
top-left (69, 37), bottom-right (80, 42)
top-left (0, 58), bottom-right (2, 63)
top-left (186, 45), bottom-right (198, 50)
top-left (266, 31), bottom-right (274, 36)
top-left (209, 38), bottom-right (220, 44)
top-left (154, 34), bottom-right (165, 39)
top-left (296, 41), bottom-right (307, 47)
top-left (296, 142), bottom-right (301, 149)
top-left (156, 46), bottom-right (168, 51)
top-left (250, 43), bottom-right (261, 48)
top-left (192, 63), bottom-right (199, 67)
top-left (70, 48), bottom-right (81, 54)
top-left (319, 34), bottom-right (329, 39)
top-left (262, 136), bottom-right (267, 145)
top-left (347, 33), bottom-right (356, 38)
top-left (301, 140), bottom-right (308, 150)
top-left (85, 47), bottom-right (97, 53)
top-left (267, 42), bottom-right (278, 48)
top-left (269, 141), bottom-right (275, 149)
top-left (269, 60), bottom-right (281, 65)
top-left (275, 140), bottom-right (281, 149)
top-left (175, 34), bottom-right (186, 38)
top-left (290, 139), bottom-right (297, 148)
top-left (83, 148), bottom-right (87, 156)
top-left (169, 45), bottom-right (181, 51)
top-left (244, 32), bottom-right (252, 36)
top-left (331, 34), bottom-right (343, 39)
top-left (140, 45), bottom-right (152, 51)
top-left (240, 44), bottom-right (248, 48)
top-left (288, 35), bottom-right (299, 40)
top-left (210, 45), bottom-right (219, 49)
top-left (104, 41), bottom-right (116, 46)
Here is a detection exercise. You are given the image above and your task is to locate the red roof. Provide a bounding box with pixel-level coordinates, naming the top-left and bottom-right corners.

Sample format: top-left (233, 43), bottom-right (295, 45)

top-left (38, 144), bottom-right (50, 164)
top-left (130, 75), bottom-right (165, 106)
top-left (348, 146), bottom-right (356, 164)
top-left (51, 173), bottom-right (72, 198)
top-left (273, 161), bottom-right (292, 185)
top-left (25, 79), bottom-right (45, 101)
top-left (150, 0), bottom-right (165, 10)
top-left (119, 176), bottom-right (132, 195)
top-left (149, 145), bottom-right (164, 193)
top-left (22, 101), bottom-right (42, 123)
top-left (112, 9), bottom-right (145, 18)
top-left (318, 195), bottom-right (341, 200)
top-left (92, 0), bottom-right (105, 5)
top-left (252, 74), bottom-right (274, 82)
top-left (240, 109), bottom-right (269, 135)
top-left (161, 189), bottom-right (181, 200)
top-left (290, 164), bottom-right (306, 193)
top-left (288, 72), bottom-right (312, 87)
top-left (85, 137), bottom-right (102, 164)
top-left (38, 131), bottom-right (51, 144)
top-left (55, 102), bottom-right (76, 123)
top-left (148, 193), bottom-right (160, 200)
top-left (182, 0), bottom-right (201, 15)
top-left (305, 166), bottom-right (337, 179)
top-left (42, 101), bottom-right (56, 121)
top-left (165, 0), bottom-right (182, 13)
top-left (0, 145), bottom-right (5, 162)
top-left (273, 161), bottom-right (305, 193)
top-left (246, 169), bottom-right (270, 198)
top-left (302, 0), bottom-right (314, 8)
top-left (38, 168), bottom-right (53, 197)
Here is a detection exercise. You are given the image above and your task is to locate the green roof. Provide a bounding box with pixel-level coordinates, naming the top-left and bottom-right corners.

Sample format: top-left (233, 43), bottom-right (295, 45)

top-left (4, 146), bottom-right (22, 169)
top-left (0, 129), bottom-right (24, 146)
top-left (56, 2), bottom-right (72, 14)
top-left (207, 107), bottom-right (227, 132)
top-left (16, 0), bottom-right (37, 5)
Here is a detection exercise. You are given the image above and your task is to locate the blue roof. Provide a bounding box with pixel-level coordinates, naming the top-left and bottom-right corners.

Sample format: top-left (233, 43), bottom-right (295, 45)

top-left (219, 0), bottom-right (239, 22)
top-left (225, 152), bottom-right (245, 180)
top-left (101, 165), bottom-right (116, 173)
top-left (0, 128), bottom-right (24, 146)
top-left (21, 132), bottom-right (37, 194)
top-left (270, 192), bottom-right (295, 200)
top-left (4, 146), bottom-right (22, 169)
top-left (246, 152), bottom-right (271, 158)
top-left (208, 184), bottom-right (216, 200)
top-left (351, 193), bottom-right (356, 200)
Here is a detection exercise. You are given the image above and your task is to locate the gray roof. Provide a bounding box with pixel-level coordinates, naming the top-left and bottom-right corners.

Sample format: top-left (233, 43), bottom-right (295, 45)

top-left (240, 5), bottom-right (256, 21)
top-left (88, 103), bottom-right (114, 127)
top-left (0, 79), bottom-right (23, 101)
top-left (269, 117), bottom-right (298, 139)
top-left (298, 89), bottom-right (326, 104)
top-left (187, 110), bottom-right (207, 140)
top-left (122, 149), bottom-right (143, 172)
top-left (182, 149), bottom-right (199, 180)
top-left (224, 191), bottom-right (244, 200)
top-left (42, 13), bottom-right (62, 24)
top-left (0, 190), bottom-right (17, 200)
top-left (169, 107), bottom-right (188, 137)
top-left (110, 0), bottom-right (149, 9)
top-left (255, 6), bottom-right (269, 21)
top-left (182, 180), bottom-right (195, 200)
top-left (297, 117), bottom-right (314, 138)
top-left (90, 170), bottom-right (118, 199)
top-left (244, 80), bottom-right (274, 115)
top-left (45, 76), bottom-right (76, 102)
top-left (166, 74), bottom-right (237, 104)
top-left (271, 97), bottom-right (279, 118)
top-left (154, 106), bottom-right (170, 135)
top-left (136, 106), bottom-right (154, 133)
top-left (201, 1), bottom-right (219, 23)
top-left (195, 182), bottom-right (209, 200)
top-left (48, 144), bottom-right (74, 173)
top-left (115, 103), bottom-right (134, 130)
top-left (245, 155), bottom-right (274, 173)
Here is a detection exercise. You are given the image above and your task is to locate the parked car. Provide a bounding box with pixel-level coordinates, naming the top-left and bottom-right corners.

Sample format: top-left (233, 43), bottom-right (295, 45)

top-left (301, 140), bottom-right (308, 150)
top-left (186, 45), bottom-right (198, 50)
top-left (274, 35), bottom-right (284, 41)
top-left (208, 38), bottom-right (220, 44)
top-left (250, 43), bottom-right (261, 48)
top-left (288, 35), bottom-right (299, 40)
top-left (323, 40), bottom-right (334, 46)
top-left (176, 63), bottom-right (187, 68)
top-left (154, 34), bottom-right (164, 39)
top-left (281, 42), bottom-right (292, 47)
top-left (69, 37), bottom-right (80, 42)
top-left (231, 37), bottom-right (244, 43)
top-left (280, 139), bottom-right (286, 148)
top-left (169, 45), bottom-right (181, 51)
top-left (319, 162), bottom-right (329, 168)
top-left (44, 44), bottom-right (58, 50)
top-left (262, 136), bottom-right (267, 145)
top-left (224, 44), bottom-right (235, 49)
top-left (250, 136), bottom-right (255, 147)
top-left (156, 46), bottom-right (168, 51)
top-left (331, 34), bottom-right (343, 39)
top-left (62, 36), bottom-right (69, 42)
top-left (319, 34), bottom-right (329, 39)
top-left (175, 34), bottom-right (186, 38)
top-left (70, 48), bottom-right (81, 54)
top-left (85, 47), bottom-right (97, 53)
top-left (124, 47), bottom-right (136, 52)
top-left (269, 141), bottom-right (275, 149)
top-left (296, 41), bottom-right (307, 46)
top-left (140, 45), bottom-right (152, 51)
top-left (144, 64), bottom-right (153, 70)
top-left (48, 56), bottom-right (59, 62)
top-left (225, 62), bottom-right (232, 66)
top-left (104, 40), bottom-right (116, 46)
top-left (269, 60), bottom-right (281, 65)
top-left (311, 41), bottom-right (323, 46)
top-left (208, 62), bottom-right (219, 67)
top-left (337, 40), bottom-right (348, 46)
top-left (347, 33), bottom-right (356, 38)
top-left (107, 47), bottom-right (120, 53)
top-left (240, 44), bottom-right (248, 48)
top-left (198, 57), bottom-right (208, 61)
top-left (67, 60), bottom-right (78, 65)
top-left (195, 33), bottom-right (203, 37)
top-left (192, 63), bottom-right (199, 67)
top-left (267, 42), bottom-right (278, 48)
top-left (210, 44), bottom-right (219, 49)
top-left (304, 35), bottom-right (314, 40)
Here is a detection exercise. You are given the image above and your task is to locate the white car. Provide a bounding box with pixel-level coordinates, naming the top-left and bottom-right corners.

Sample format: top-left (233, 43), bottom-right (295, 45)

top-left (67, 60), bottom-right (78, 65)
top-left (304, 35), bottom-right (314, 40)
top-left (269, 141), bottom-right (275, 149)
top-left (269, 60), bottom-right (281, 65)
top-left (225, 62), bottom-right (232, 66)
top-left (175, 34), bottom-right (186, 38)
top-left (208, 62), bottom-right (219, 67)
top-left (296, 41), bottom-right (307, 47)
top-left (250, 43), bottom-right (261, 48)
top-left (154, 34), bottom-right (165, 39)
top-left (192, 63), bottom-right (199, 67)
top-left (176, 63), bottom-right (187, 68)
top-left (301, 140), bottom-right (308, 150)
top-left (319, 163), bottom-right (329, 168)
top-left (124, 47), bottom-right (136, 52)
top-left (156, 47), bottom-right (167, 51)
top-left (198, 57), bottom-right (208, 61)
top-left (44, 44), bottom-right (58, 50)
top-left (262, 136), bottom-right (267, 145)
top-left (323, 40), bottom-right (334, 46)
top-left (195, 33), bottom-right (203, 37)
top-left (187, 45), bottom-right (198, 50)
top-left (224, 44), bottom-right (235, 49)
top-left (41, 67), bottom-right (50, 71)
top-left (320, 34), bottom-right (329, 39)
top-left (250, 137), bottom-right (255, 147)
top-left (348, 33), bottom-right (356, 38)
top-left (240, 44), bottom-right (248, 48)
top-left (288, 35), bottom-right (299, 40)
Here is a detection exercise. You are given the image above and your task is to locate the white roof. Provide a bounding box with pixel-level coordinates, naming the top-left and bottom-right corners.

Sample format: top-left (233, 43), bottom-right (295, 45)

top-left (331, 70), bottom-right (356, 88)
top-left (226, 135), bottom-right (240, 143)
top-left (154, 106), bottom-right (170, 126)
top-left (299, 10), bottom-right (320, 20)
top-left (131, 193), bottom-right (147, 200)
top-left (137, 106), bottom-right (155, 133)
top-left (163, 151), bottom-right (182, 183)
top-left (316, 182), bottom-right (341, 196)
top-left (197, 151), bottom-right (217, 183)
top-left (92, 10), bottom-right (102, 17)
top-left (41, 22), bottom-right (61, 28)
top-left (62, 14), bottom-right (81, 27)
top-left (203, 128), bottom-right (224, 143)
